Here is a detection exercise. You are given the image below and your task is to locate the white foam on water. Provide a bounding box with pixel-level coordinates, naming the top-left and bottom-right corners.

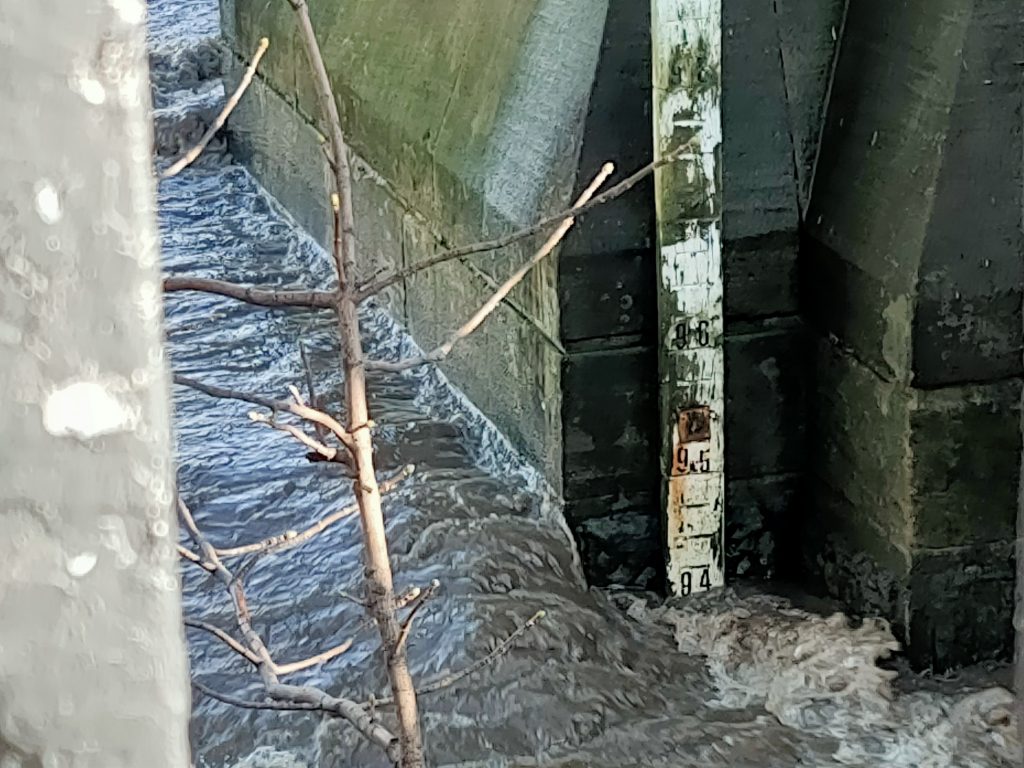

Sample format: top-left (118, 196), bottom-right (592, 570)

top-left (620, 589), bottom-right (1020, 767)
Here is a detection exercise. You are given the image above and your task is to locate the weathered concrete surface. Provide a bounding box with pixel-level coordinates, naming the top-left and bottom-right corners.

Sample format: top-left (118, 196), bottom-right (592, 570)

top-left (772, 0), bottom-right (845, 211)
top-left (222, 0), bottom-right (610, 489)
top-left (716, 0), bottom-right (814, 580)
top-left (557, 0), bottom-right (660, 589)
top-left (913, 3), bottom-right (1023, 387)
top-left (802, 0), bottom-right (1022, 669)
top-left (1018, 384), bottom-right (1024, 737)
top-left (722, 0), bottom-right (800, 245)
top-left (0, 0), bottom-right (192, 764)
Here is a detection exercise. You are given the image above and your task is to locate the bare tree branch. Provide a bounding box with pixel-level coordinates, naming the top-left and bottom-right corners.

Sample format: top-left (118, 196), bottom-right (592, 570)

top-left (393, 579), bottom-right (440, 661)
top-left (248, 411), bottom-right (350, 467)
top-left (163, 276), bottom-right (336, 309)
top-left (193, 679), bottom-right (321, 711)
top-left (212, 464), bottom-right (414, 559)
top-left (214, 513), bottom-right (350, 559)
top-left (177, 542), bottom-right (216, 572)
top-left (161, 37), bottom-right (270, 179)
top-left (394, 585), bottom-right (422, 611)
top-left (277, 10), bottom-right (429, 762)
top-left (370, 610), bottom-right (546, 708)
top-left (355, 155), bottom-right (676, 302)
top-left (299, 342), bottom-right (328, 440)
top-left (184, 618), bottom-right (261, 665)
top-left (177, 497), bottom-right (400, 759)
top-left (173, 374), bottom-right (353, 448)
top-left (337, 590), bottom-right (367, 609)
top-left (274, 638), bottom-right (355, 675)
top-left (365, 163), bottom-right (614, 372)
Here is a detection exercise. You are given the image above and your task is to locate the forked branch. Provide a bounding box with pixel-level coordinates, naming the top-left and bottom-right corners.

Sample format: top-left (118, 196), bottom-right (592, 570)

top-left (286, 0), bottom-right (426, 763)
top-left (174, 374), bottom-right (352, 448)
top-left (177, 497), bottom-right (400, 759)
top-left (365, 163), bottom-right (614, 372)
top-left (248, 411), bottom-right (349, 466)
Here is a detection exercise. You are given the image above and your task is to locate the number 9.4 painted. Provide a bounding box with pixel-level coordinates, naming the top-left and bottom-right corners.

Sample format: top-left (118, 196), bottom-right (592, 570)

top-left (679, 567), bottom-right (713, 596)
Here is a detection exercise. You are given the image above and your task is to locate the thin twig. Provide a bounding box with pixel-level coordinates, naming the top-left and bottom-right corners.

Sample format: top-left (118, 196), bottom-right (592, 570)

top-left (177, 498), bottom-right (399, 758)
top-left (299, 342), bottom-right (327, 440)
top-left (369, 610), bottom-right (546, 708)
top-left (355, 155), bottom-right (675, 302)
top-left (177, 543), bottom-right (215, 570)
top-left (274, 638), bottom-right (355, 675)
top-left (248, 411), bottom-right (348, 466)
top-left (414, 609), bottom-right (546, 697)
top-left (365, 163), bottom-right (615, 372)
top-left (161, 37), bottom-right (270, 179)
top-left (193, 679), bottom-right (321, 711)
top-left (395, 586), bottom-right (422, 611)
top-left (163, 276), bottom-right (336, 309)
top-left (173, 374), bottom-right (352, 448)
top-left (393, 580), bottom-right (440, 661)
top-left (184, 618), bottom-right (261, 665)
top-left (214, 464), bottom-right (415, 558)
top-left (338, 591), bottom-right (367, 609)
top-left (178, 497), bottom-right (205, 545)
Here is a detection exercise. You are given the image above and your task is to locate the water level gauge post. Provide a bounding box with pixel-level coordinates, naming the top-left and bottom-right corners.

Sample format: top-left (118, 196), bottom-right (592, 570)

top-left (652, 0), bottom-right (725, 596)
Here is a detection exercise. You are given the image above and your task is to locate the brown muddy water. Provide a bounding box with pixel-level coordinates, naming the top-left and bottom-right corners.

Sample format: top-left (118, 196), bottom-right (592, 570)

top-left (151, 2), bottom-right (1020, 766)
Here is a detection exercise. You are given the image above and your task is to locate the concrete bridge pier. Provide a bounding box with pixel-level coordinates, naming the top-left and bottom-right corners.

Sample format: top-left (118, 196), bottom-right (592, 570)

top-left (801, 0), bottom-right (1022, 670)
top-left (0, 0), bottom-right (192, 761)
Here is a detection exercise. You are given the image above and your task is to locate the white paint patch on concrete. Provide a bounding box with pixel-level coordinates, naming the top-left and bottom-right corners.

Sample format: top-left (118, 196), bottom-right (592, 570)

top-left (66, 551), bottom-right (98, 578)
top-left (42, 380), bottom-right (139, 440)
top-left (34, 182), bottom-right (63, 225)
top-left (108, 0), bottom-right (145, 25)
top-left (136, 280), bottom-right (162, 323)
top-left (71, 68), bottom-right (108, 105)
top-left (660, 226), bottom-right (723, 314)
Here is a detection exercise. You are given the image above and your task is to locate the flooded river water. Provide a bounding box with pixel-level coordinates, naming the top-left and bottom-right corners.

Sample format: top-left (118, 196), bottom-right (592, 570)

top-left (150, 2), bottom-right (1020, 766)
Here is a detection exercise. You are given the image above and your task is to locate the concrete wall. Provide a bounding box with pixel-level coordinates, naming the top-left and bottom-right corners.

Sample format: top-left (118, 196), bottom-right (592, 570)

top-left (0, 0), bottom-right (192, 763)
top-left (221, 0), bottom-right (611, 490)
top-left (801, 0), bottom-right (1022, 670)
top-left (556, 0), bottom-right (661, 588)
top-left (717, 0), bottom-right (839, 581)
